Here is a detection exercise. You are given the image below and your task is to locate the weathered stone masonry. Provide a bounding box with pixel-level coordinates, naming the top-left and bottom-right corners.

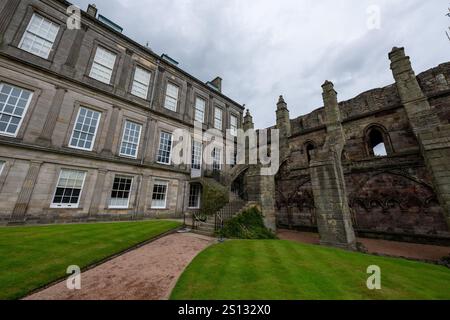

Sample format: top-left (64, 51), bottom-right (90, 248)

top-left (0, 0), bottom-right (244, 224)
top-left (271, 48), bottom-right (450, 244)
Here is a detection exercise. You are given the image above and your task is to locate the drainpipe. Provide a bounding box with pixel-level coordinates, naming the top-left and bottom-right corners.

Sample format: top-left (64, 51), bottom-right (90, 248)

top-left (140, 59), bottom-right (161, 165)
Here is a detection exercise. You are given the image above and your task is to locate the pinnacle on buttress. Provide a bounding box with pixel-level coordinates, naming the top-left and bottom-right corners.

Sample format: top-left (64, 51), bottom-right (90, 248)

top-left (277, 95), bottom-right (288, 111)
top-left (243, 108), bottom-right (254, 130)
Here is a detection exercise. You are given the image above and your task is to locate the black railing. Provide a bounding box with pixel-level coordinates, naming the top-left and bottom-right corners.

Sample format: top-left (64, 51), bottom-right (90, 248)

top-left (214, 200), bottom-right (246, 234)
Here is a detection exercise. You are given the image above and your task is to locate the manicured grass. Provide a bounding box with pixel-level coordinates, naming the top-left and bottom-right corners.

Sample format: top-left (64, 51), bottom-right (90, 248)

top-left (0, 220), bottom-right (181, 300)
top-left (171, 240), bottom-right (450, 300)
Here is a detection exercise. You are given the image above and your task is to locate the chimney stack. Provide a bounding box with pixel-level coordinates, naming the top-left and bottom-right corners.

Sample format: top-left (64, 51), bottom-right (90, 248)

top-left (87, 4), bottom-right (98, 18)
top-left (210, 77), bottom-right (222, 92)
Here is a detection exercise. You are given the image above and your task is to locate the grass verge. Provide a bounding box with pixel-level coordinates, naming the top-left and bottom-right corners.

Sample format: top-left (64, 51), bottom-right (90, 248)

top-left (0, 220), bottom-right (181, 299)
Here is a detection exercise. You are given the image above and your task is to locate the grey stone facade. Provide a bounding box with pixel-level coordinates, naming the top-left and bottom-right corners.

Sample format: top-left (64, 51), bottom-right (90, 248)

top-left (0, 0), bottom-right (244, 224)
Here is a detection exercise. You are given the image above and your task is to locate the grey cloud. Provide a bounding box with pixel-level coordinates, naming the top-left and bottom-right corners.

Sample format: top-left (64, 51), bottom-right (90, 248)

top-left (71, 0), bottom-right (450, 128)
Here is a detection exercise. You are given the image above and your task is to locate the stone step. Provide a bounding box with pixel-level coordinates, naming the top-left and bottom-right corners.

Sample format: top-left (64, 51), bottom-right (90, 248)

top-left (192, 229), bottom-right (215, 237)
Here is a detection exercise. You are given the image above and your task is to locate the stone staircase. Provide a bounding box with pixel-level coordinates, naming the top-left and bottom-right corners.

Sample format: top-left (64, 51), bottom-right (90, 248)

top-left (192, 194), bottom-right (248, 237)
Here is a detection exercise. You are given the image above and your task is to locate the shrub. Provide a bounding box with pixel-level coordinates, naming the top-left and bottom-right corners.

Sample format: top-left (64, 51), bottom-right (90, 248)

top-left (200, 179), bottom-right (229, 217)
top-left (218, 207), bottom-right (278, 239)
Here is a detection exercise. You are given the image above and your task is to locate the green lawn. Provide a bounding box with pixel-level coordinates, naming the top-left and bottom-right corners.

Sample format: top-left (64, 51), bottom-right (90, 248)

top-left (0, 220), bottom-right (181, 300)
top-left (171, 240), bottom-right (450, 300)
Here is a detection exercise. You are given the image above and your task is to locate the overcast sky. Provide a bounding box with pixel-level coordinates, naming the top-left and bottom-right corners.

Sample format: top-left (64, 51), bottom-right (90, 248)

top-left (72, 0), bottom-right (450, 128)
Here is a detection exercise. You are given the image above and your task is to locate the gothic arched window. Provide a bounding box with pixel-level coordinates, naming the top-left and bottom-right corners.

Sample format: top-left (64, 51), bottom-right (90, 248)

top-left (365, 125), bottom-right (392, 157)
top-left (305, 142), bottom-right (316, 163)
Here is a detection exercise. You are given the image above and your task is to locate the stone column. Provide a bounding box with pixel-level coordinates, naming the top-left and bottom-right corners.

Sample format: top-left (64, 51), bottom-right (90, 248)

top-left (36, 86), bottom-right (67, 147)
top-left (0, 0), bottom-right (20, 45)
top-left (116, 48), bottom-right (133, 96)
top-left (389, 47), bottom-right (450, 227)
top-left (144, 118), bottom-right (158, 163)
top-left (62, 24), bottom-right (88, 76)
top-left (137, 174), bottom-right (150, 216)
top-left (101, 106), bottom-right (121, 156)
top-left (309, 81), bottom-right (356, 250)
top-left (88, 169), bottom-right (107, 217)
top-left (9, 161), bottom-right (43, 223)
top-left (184, 82), bottom-right (193, 122)
top-left (152, 66), bottom-right (165, 109)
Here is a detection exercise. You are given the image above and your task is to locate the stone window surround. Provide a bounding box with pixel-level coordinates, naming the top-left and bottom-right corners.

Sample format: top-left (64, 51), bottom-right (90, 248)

top-left (364, 123), bottom-right (394, 157)
top-left (0, 75), bottom-right (42, 141)
top-left (193, 92), bottom-right (208, 123)
top-left (105, 172), bottom-right (139, 210)
top-left (10, 4), bottom-right (66, 64)
top-left (190, 85), bottom-right (211, 128)
top-left (156, 130), bottom-right (173, 165)
top-left (303, 140), bottom-right (317, 163)
top-left (161, 72), bottom-right (185, 113)
top-left (229, 111), bottom-right (240, 135)
top-left (63, 101), bottom-right (108, 154)
top-left (150, 178), bottom-right (170, 210)
top-left (50, 168), bottom-right (87, 209)
top-left (163, 81), bottom-right (180, 112)
top-left (84, 39), bottom-right (122, 89)
top-left (116, 116), bottom-right (145, 160)
top-left (127, 61), bottom-right (155, 102)
top-left (214, 105), bottom-right (224, 130)
top-left (47, 165), bottom-right (91, 211)
top-left (188, 183), bottom-right (202, 209)
top-left (68, 106), bottom-right (102, 151)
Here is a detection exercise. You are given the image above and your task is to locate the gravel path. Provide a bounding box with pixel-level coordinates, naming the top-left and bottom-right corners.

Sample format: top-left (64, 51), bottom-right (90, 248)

top-left (278, 229), bottom-right (450, 261)
top-left (25, 232), bottom-right (214, 300)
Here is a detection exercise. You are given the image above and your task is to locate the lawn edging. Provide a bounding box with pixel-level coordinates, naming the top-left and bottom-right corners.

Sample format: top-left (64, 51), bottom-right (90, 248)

top-left (22, 223), bottom-right (183, 299)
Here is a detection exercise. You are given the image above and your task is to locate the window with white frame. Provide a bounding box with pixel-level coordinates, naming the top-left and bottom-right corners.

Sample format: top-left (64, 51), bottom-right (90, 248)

top-left (0, 160), bottom-right (5, 175)
top-left (151, 180), bottom-right (168, 209)
top-left (69, 107), bottom-right (101, 151)
top-left (164, 83), bottom-right (179, 111)
top-left (131, 67), bottom-right (151, 99)
top-left (214, 107), bottom-right (223, 130)
top-left (19, 13), bottom-right (60, 59)
top-left (230, 114), bottom-right (238, 136)
top-left (157, 131), bottom-right (172, 164)
top-left (212, 147), bottom-right (221, 171)
top-left (109, 175), bottom-right (133, 208)
top-left (51, 169), bottom-right (86, 208)
top-left (194, 97), bottom-right (205, 123)
top-left (119, 120), bottom-right (142, 158)
top-left (0, 83), bottom-right (33, 137)
top-left (89, 46), bottom-right (117, 84)
top-left (188, 184), bottom-right (202, 209)
top-left (191, 140), bottom-right (202, 170)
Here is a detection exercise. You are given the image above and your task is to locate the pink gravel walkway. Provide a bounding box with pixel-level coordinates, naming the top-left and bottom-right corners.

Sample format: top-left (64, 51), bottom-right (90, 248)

top-left (278, 229), bottom-right (450, 262)
top-left (25, 232), bottom-right (214, 300)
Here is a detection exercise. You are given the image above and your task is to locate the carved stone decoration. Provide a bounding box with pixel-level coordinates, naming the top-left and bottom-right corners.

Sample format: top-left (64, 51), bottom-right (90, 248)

top-left (348, 172), bottom-right (448, 235)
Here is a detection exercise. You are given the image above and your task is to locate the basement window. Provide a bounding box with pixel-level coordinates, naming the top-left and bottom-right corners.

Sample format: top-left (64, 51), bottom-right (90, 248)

top-left (109, 175), bottom-right (133, 209)
top-left (151, 180), bottom-right (168, 209)
top-left (51, 169), bottom-right (86, 208)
